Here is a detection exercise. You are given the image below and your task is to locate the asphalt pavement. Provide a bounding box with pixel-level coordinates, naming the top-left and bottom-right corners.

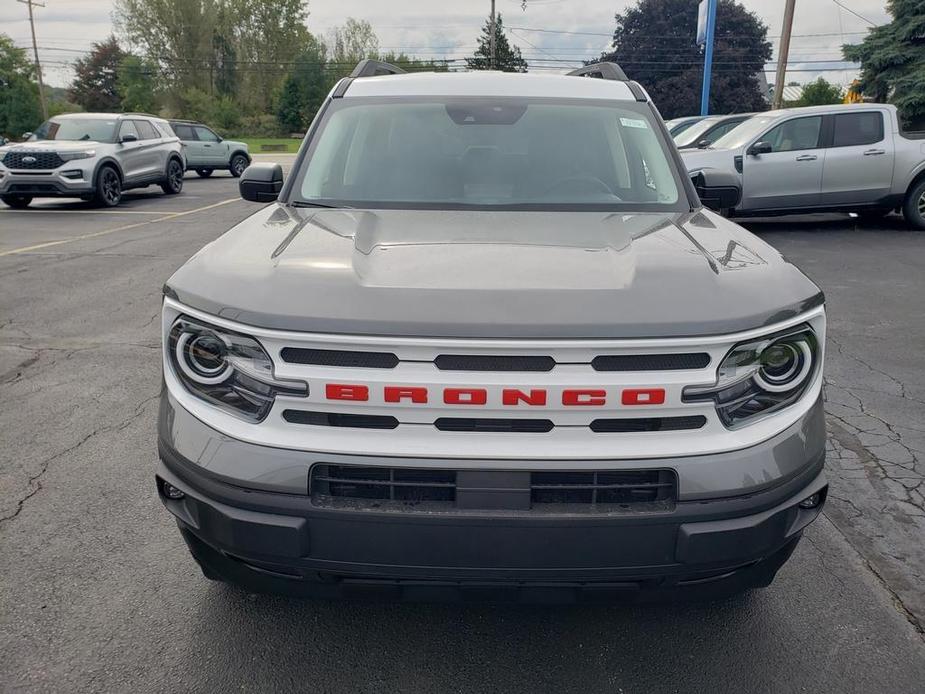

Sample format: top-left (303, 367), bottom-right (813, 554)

top-left (1, 169), bottom-right (924, 693)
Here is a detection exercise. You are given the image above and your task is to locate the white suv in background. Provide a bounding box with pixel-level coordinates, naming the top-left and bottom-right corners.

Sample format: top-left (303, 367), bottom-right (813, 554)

top-left (168, 120), bottom-right (251, 178)
top-left (0, 113), bottom-right (185, 208)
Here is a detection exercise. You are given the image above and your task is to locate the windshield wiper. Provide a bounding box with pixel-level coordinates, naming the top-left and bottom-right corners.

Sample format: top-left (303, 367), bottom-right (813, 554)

top-left (290, 200), bottom-right (345, 209)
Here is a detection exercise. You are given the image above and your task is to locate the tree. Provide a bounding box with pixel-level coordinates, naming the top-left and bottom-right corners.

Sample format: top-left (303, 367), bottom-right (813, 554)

top-left (843, 0), bottom-right (925, 130)
top-left (598, 0), bottom-right (771, 119)
top-left (326, 18), bottom-right (380, 70)
top-left (277, 36), bottom-right (329, 133)
top-left (68, 36), bottom-right (126, 111)
top-left (790, 78), bottom-right (844, 107)
top-left (0, 34), bottom-right (42, 138)
top-left (466, 13), bottom-right (528, 72)
top-left (117, 56), bottom-right (159, 113)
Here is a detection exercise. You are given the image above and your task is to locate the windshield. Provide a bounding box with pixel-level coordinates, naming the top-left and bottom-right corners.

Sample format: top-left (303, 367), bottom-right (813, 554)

top-left (31, 118), bottom-right (117, 142)
top-left (710, 115), bottom-right (776, 150)
top-left (295, 97), bottom-right (685, 211)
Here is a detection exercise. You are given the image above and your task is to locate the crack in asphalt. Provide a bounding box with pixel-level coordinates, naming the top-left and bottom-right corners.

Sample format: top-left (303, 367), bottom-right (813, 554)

top-left (0, 392), bottom-right (160, 526)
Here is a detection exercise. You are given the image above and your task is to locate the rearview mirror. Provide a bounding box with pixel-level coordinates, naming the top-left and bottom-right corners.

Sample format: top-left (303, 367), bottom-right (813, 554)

top-left (691, 169), bottom-right (741, 212)
top-left (747, 141), bottom-right (772, 156)
top-left (121, 133), bottom-right (138, 143)
top-left (240, 162), bottom-right (284, 202)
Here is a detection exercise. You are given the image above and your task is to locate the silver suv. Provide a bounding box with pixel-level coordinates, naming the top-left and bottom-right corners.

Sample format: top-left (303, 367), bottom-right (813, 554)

top-left (0, 113), bottom-right (185, 208)
top-left (157, 61), bottom-right (827, 601)
top-left (168, 120), bottom-right (251, 178)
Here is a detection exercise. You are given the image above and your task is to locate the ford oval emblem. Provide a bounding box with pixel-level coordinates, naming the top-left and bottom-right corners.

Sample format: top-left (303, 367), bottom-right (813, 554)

top-left (22, 156), bottom-right (37, 164)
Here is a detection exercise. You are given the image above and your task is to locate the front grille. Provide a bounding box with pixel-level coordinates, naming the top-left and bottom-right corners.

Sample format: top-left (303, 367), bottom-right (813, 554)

top-left (279, 347), bottom-right (399, 368)
top-left (8, 183), bottom-right (59, 194)
top-left (434, 417), bottom-right (554, 433)
top-left (592, 353), bottom-right (710, 371)
top-left (282, 410), bottom-right (398, 429)
top-left (310, 465), bottom-right (677, 514)
top-left (435, 355), bottom-right (556, 372)
top-left (3, 151), bottom-right (64, 170)
top-left (590, 415), bottom-right (706, 433)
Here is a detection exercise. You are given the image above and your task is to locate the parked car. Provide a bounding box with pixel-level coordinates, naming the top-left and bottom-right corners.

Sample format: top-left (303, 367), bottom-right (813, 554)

top-left (168, 120), bottom-right (251, 178)
top-left (664, 115), bottom-right (706, 138)
top-left (157, 60), bottom-right (827, 601)
top-left (681, 103), bottom-right (925, 227)
top-left (0, 113), bottom-right (184, 208)
top-left (673, 113), bottom-right (754, 149)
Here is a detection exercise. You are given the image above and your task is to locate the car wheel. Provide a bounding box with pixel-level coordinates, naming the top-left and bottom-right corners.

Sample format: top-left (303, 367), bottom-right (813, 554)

top-left (230, 154), bottom-right (249, 178)
top-left (902, 178), bottom-right (925, 230)
top-left (1, 195), bottom-right (33, 209)
top-left (161, 159), bottom-right (184, 195)
top-left (94, 166), bottom-right (122, 207)
top-left (196, 169), bottom-right (213, 178)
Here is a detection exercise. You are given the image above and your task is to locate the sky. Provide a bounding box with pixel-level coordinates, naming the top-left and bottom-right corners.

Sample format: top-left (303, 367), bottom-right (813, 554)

top-left (0, 0), bottom-right (891, 90)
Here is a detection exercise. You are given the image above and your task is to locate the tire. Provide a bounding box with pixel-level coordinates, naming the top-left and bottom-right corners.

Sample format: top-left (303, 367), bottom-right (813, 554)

top-left (230, 153), bottom-right (249, 178)
top-left (94, 166), bottom-right (122, 207)
top-left (902, 178), bottom-right (925, 230)
top-left (1, 195), bottom-right (33, 209)
top-left (196, 169), bottom-right (213, 178)
top-left (161, 158), bottom-right (184, 195)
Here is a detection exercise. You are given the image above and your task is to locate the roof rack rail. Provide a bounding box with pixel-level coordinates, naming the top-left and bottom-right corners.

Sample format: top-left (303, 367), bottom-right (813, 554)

top-left (349, 59), bottom-right (406, 78)
top-left (567, 62), bottom-right (629, 81)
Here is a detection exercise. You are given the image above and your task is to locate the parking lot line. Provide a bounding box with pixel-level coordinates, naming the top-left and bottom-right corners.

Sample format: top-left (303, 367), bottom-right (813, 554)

top-left (0, 209), bottom-right (172, 216)
top-left (0, 197), bottom-right (241, 257)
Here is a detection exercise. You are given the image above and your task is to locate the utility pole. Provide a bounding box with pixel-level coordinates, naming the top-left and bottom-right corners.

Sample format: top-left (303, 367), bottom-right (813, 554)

top-left (772, 0), bottom-right (796, 109)
top-left (17, 0), bottom-right (48, 120)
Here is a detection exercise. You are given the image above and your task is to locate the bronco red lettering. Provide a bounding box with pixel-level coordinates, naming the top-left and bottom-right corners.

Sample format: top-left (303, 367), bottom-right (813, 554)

top-left (562, 389), bottom-right (607, 406)
top-left (622, 388), bottom-right (666, 405)
top-left (326, 383), bottom-right (369, 401)
top-left (444, 388), bottom-right (488, 405)
top-left (384, 386), bottom-right (428, 403)
top-left (502, 388), bottom-right (547, 406)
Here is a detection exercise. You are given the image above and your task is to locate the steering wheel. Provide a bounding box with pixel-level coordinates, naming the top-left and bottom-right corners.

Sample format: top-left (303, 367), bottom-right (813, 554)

top-left (542, 175), bottom-right (613, 197)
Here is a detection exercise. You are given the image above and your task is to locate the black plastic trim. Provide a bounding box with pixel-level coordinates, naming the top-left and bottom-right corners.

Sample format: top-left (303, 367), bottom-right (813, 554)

top-left (567, 62), bottom-right (629, 81)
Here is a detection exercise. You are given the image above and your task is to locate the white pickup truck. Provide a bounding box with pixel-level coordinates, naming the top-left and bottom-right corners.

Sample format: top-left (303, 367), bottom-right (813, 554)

top-left (681, 103), bottom-right (925, 227)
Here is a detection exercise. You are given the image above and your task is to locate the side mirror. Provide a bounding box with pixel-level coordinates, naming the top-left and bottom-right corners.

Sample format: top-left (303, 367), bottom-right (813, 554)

top-left (22, 132), bottom-right (33, 141)
top-left (121, 133), bottom-right (138, 143)
top-left (691, 169), bottom-right (741, 212)
top-left (696, 139), bottom-right (711, 149)
top-left (240, 162), bottom-right (284, 202)
top-left (747, 141), bottom-right (772, 156)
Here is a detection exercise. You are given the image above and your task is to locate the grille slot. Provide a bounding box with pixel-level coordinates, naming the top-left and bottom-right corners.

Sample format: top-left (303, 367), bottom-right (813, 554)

top-left (592, 353), bottom-right (710, 371)
top-left (282, 410), bottom-right (398, 429)
top-left (434, 418), bottom-right (554, 433)
top-left (3, 151), bottom-right (64, 170)
top-left (310, 465), bottom-right (677, 513)
top-left (312, 465), bottom-right (456, 502)
top-left (435, 354), bottom-right (555, 372)
top-left (590, 415), bottom-right (706, 433)
top-left (531, 470), bottom-right (676, 505)
top-left (279, 347), bottom-right (399, 368)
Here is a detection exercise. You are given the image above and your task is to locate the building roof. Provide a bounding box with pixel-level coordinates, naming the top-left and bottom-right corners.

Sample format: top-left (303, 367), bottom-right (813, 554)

top-left (345, 70), bottom-right (638, 101)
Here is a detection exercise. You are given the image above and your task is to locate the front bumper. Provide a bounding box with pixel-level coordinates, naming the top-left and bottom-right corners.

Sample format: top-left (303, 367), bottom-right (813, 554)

top-left (0, 166), bottom-right (96, 197)
top-left (157, 395), bottom-right (827, 600)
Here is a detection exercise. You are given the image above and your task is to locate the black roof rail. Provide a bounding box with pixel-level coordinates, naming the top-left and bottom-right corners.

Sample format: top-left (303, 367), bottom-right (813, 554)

top-left (349, 59), bottom-right (406, 78)
top-left (567, 62), bottom-right (629, 81)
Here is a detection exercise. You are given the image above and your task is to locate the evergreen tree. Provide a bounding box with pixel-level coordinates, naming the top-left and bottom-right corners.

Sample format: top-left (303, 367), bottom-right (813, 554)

top-left (277, 37), bottom-right (328, 133)
top-left (0, 34), bottom-right (42, 137)
top-left (843, 0), bottom-right (925, 129)
top-left (466, 14), bottom-right (528, 72)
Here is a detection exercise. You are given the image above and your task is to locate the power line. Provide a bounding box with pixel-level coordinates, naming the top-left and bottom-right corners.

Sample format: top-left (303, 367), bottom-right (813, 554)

top-left (830, 0), bottom-right (878, 26)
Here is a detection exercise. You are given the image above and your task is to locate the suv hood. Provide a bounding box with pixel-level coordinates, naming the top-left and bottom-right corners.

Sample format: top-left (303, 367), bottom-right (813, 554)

top-left (1, 140), bottom-right (104, 154)
top-left (166, 205), bottom-right (822, 338)
top-left (680, 147), bottom-right (741, 175)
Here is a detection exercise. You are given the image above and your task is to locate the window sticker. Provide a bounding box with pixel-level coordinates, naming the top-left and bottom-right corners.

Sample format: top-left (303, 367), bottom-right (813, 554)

top-left (620, 117), bottom-right (648, 129)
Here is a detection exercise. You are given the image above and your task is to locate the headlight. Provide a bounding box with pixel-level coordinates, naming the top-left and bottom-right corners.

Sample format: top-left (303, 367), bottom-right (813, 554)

top-left (683, 325), bottom-right (819, 428)
top-left (58, 150), bottom-right (95, 161)
top-left (168, 316), bottom-right (307, 421)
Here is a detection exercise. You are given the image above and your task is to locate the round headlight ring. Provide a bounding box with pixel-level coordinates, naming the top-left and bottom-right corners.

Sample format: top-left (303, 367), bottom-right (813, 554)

top-left (754, 338), bottom-right (813, 393)
top-left (175, 330), bottom-right (233, 385)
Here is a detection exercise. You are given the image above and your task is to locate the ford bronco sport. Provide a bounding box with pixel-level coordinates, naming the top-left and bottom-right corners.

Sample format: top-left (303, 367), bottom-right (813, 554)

top-left (157, 60), bottom-right (827, 601)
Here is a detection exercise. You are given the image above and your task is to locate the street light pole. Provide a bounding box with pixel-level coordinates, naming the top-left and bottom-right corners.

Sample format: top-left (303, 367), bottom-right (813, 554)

top-left (490, 0), bottom-right (497, 70)
top-left (772, 0), bottom-right (797, 109)
top-left (699, 0), bottom-right (717, 116)
top-left (17, 0), bottom-right (48, 121)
